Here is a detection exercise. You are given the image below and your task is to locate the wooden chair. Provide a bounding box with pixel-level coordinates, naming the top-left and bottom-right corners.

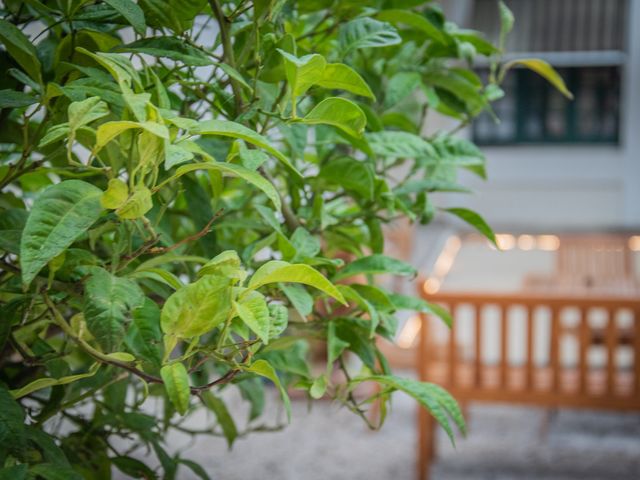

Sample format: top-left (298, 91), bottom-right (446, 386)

top-left (416, 290), bottom-right (640, 480)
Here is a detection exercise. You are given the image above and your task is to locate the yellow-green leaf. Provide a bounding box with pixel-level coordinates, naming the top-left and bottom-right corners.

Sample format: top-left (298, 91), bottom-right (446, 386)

top-left (104, 352), bottom-right (136, 363)
top-left (195, 119), bottom-right (300, 177)
top-left (248, 261), bottom-right (346, 305)
top-left (504, 59), bottom-right (573, 99)
top-left (278, 50), bottom-right (326, 98)
top-left (315, 63), bottom-right (375, 99)
top-left (116, 186), bottom-right (153, 220)
top-left (302, 97), bottom-right (367, 137)
top-left (101, 178), bottom-right (129, 210)
top-left (10, 363), bottom-right (100, 399)
top-left (160, 274), bottom-right (233, 340)
top-left (160, 363), bottom-right (190, 415)
top-left (68, 97), bottom-right (109, 132)
top-left (243, 359), bottom-right (290, 421)
top-left (234, 290), bottom-right (270, 343)
top-left (95, 121), bottom-right (169, 152)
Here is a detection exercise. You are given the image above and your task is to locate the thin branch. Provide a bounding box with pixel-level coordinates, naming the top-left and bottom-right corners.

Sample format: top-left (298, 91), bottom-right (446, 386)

top-left (148, 209), bottom-right (224, 254)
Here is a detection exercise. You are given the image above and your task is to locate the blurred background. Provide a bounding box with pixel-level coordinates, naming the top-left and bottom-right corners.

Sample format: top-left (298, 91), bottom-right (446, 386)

top-left (155, 1), bottom-right (640, 478)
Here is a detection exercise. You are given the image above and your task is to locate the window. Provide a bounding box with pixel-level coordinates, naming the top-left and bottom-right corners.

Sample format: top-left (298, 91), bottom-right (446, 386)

top-left (473, 66), bottom-right (621, 145)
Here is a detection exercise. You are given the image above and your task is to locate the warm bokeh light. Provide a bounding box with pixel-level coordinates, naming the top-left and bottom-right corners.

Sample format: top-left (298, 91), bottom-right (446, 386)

top-left (537, 234), bottom-right (561, 251)
top-left (496, 233), bottom-right (516, 250)
top-left (629, 236), bottom-right (640, 251)
top-left (397, 315), bottom-right (422, 349)
top-left (433, 235), bottom-right (461, 277)
top-left (517, 234), bottom-right (536, 250)
top-left (423, 277), bottom-right (441, 294)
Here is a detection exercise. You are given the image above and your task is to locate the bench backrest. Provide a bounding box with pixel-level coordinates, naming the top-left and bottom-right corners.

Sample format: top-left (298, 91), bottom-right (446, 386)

top-left (418, 291), bottom-right (640, 410)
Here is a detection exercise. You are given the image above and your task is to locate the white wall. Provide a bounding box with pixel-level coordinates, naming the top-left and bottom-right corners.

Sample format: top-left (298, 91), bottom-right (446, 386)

top-left (450, 145), bottom-right (627, 231)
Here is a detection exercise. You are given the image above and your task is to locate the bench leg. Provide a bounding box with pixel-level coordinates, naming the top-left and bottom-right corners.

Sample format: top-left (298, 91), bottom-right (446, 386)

top-left (539, 408), bottom-right (557, 441)
top-left (417, 407), bottom-right (436, 480)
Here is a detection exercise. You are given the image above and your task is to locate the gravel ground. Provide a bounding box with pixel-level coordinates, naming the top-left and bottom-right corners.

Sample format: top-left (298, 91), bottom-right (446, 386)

top-left (121, 385), bottom-right (640, 480)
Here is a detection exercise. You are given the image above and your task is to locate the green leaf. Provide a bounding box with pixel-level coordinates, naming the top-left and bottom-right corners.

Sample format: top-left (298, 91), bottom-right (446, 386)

top-left (315, 63), bottom-right (375, 99)
top-left (120, 36), bottom-right (212, 66)
top-left (309, 374), bottom-right (327, 399)
top-left (339, 285), bottom-right (381, 337)
top-left (327, 321), bottom-right (349, 366)
top-left (385, 71), bottom-right (422, 108)
top-left (76, 48), bottom-right (141, 90)
top-left (68, 96), bottom-right (109, 133)
top-left (366, 131), bottom-right (436, 159)
top-left (160, 362), bottom-right (190, 415)
top-left (0, 19), bottom-right (42, 84)
top-left (244, 359), bottom-right (291, 421)
top-left (10, 363), bottom-right (100, 399)
top-left (165, 143), bottom-right (195, 169)
top-left (377, 9), bottom-right (446, 44)
top-left (178, 459), bottom-right (210, 480)
top-left (101, 178), bottom-right (129, 210)
top-left (0, 208), bottom-right (27, 254)
top-left (335, 254), bottom-right (416, 280)
top-left (268, 304), bottom-right (288, 339)
top-left (84, 267), bottom-right (145, 351)
top-left (129, 268), bottom-right (184, 291)
top-left (302, 97), bottom-right (366, 137)
top-left (319, 156), bottom-right (374, 200)
top-left (278, 50), bottom-right (327, 98)
top-left (394, 179), bottom-right (470, 195)
top-left (427, 71), bottom-right (485, 112)
top-left (160, 274), bottom-right (233, 341)
top-left (445, 207), bottom-right (496, 247)
top-left (197, 250), bottom-right (246, 282)
top-left (503, 59), bottom-right (573, 99)
top-left (95, 120), bottom-right (169, 152)
top-left (139, 0), bottom-right (206, 34)
top-left (431, 134), bottom-right (486, 175)
top-left (124, 92), bottom-right (151, 122)
top-left (280, 284), bottom-right (312, 319)
top-left (202, 392), bottom-right (238, 448)
top-left (126, 298), bottom-right (163, 366)
top-left (39, 124), bottom-right (70, 147)
top-left (116, 186), bottom-right (153, 219)
top-left (365, 375), bottom-right (465, 445)
top-left (196, 119), bottom-right (300, 177)
top-left (249, 261), bottom-right (346, 305)
top-left (104, 352), bottom-right (136, 362)
top-left (0, 384), bottom-right (26, 454)
top-left (338, 18), bottom-right (401, 56)
top-left (25, 464), bottom-right (82, 480)
top-left (20, 180), bottom-right (104, 286)
top-left (498, 0), bottom-right (514, 50)
top-left (290, 227), bottom-right (321, 261)
top-left (113, 456), bottom-right (157, 479)
top-left (387, 293), bottom-right (452, 327)
top-left (234, 290), bottom-right (270, 343)
top-left (0, 465), bottom-right (27, 480)
top-left (0, 89), bottom-right (37, 108)
top-left (218, 63), bottom-right (253, 92)
top-left (160, 161), bottom-right (281, 211)
top-left (104, 0), bottom-right (147, 34)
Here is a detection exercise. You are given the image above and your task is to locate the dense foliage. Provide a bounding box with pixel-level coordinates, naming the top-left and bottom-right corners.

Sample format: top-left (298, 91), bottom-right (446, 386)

top-left (0, 0), bottom-right (570, 478)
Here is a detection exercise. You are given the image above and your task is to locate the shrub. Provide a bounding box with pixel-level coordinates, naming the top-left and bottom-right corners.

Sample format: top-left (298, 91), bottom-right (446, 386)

top-left (0, 1), bottom-right (569, 477)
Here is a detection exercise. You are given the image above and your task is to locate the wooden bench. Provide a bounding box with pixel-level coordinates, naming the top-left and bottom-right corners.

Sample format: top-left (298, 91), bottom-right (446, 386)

top-left (415, 290), bottom-right (640, 480)
top-left (523, 233), bottom-right (639, 296)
